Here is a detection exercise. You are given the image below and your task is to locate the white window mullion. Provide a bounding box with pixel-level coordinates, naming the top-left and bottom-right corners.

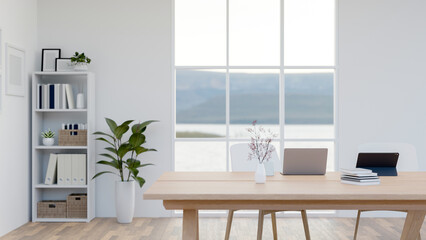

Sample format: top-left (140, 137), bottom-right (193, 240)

top-left (225, 0), bottom-right (230, 172)
top-left (279, 0), bottom-right (285, 162)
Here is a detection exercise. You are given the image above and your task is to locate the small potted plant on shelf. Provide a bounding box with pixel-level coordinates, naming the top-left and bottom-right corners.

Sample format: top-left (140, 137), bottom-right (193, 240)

top-left (247, 120), bottom-right (277, 184)
top-left (41, 129), bottom-right (55, 146)
top-left (93, 118), bottom-right (158, 224)
top-left (71, 52), bottom-right (91, 71)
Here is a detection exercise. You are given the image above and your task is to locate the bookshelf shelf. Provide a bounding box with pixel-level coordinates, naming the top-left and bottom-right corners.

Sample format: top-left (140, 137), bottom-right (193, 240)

top-left (32, 72), bottom-right (95, 223)
top-left (34, 218), bottom-right (88, 223)
top-left (35, 109), bottom-right (87, 113)
top-left (35, 184), bottom-right (88, 189)
top-left (35, 146), bottom-right (88, 150)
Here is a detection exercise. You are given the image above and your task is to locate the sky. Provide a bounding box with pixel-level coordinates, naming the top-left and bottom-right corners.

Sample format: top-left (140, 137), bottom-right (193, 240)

top-left (175, 0), bottom-right (335, 67)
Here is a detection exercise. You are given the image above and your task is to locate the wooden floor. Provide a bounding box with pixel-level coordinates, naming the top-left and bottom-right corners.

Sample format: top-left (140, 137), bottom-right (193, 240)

top-left (2, 217), bottom-right (426, 240)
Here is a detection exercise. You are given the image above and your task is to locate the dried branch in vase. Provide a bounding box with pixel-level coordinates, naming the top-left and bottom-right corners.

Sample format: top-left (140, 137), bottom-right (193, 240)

top-left (247, 120), bottom-right (278, 164)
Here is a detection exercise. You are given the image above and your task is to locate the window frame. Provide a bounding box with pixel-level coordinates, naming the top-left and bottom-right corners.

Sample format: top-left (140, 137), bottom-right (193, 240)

top-left (171, 0), bottom-right (339, 216)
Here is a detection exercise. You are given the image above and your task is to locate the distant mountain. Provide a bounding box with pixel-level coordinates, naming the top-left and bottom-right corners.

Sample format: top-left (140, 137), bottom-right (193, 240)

top-left (176, 71), bottom-right (334, 124)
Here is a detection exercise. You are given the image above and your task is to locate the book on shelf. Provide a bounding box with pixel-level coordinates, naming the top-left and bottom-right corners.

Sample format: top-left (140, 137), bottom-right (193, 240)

top-left (36, 83), bottom-right (76, 110)
top-left (44, 154), bottom-right (58, 185)
top-left (47, 154), bottom-right (87, 186)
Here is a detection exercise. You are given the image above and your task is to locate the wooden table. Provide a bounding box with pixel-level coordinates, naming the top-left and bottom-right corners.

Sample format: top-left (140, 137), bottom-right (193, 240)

top-left (144, 172), bottom-right (426, 240)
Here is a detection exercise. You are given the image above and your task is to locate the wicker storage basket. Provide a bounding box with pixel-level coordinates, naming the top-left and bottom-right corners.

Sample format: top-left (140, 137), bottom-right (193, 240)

top-left (58, 130), bottom-right (87, 146)
top-left (67, 194), bottom-right (87, 218)
top-left (37, 201), bottom-right (67, 218)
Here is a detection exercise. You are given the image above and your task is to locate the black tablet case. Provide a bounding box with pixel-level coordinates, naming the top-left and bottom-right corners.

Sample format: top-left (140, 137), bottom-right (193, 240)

top-left (356, 152), bottom-right (399, 176)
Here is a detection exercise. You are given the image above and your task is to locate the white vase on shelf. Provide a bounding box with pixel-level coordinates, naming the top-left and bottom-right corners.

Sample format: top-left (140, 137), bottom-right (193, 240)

top-left (255, 163), bottom-right (266, 184)
top-left (74, 63), bottom-right (88, 71)
top-left (42, 138), bottom-right (54, 146)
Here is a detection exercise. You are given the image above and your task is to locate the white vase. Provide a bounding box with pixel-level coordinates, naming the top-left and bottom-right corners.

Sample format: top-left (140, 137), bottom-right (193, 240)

top-left (264, 160), bottom-right (275, 176)
top-left (255, 163), bottom-right (266, 184)
top-left (74, 63), bottom-right (88, 71)
top-left (76, 93), bottom-right (85, 109)
top-left (42, 138), bottom-right (54, 146)
top-left (115, 181), bottom-right (135, 224)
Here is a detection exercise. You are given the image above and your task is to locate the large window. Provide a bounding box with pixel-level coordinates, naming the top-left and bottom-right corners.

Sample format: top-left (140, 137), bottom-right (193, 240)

top-left (174, 0), bottom-right (336, 172)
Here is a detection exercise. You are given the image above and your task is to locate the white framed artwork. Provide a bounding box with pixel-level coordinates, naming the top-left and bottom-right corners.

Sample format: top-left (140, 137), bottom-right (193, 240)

top-left (5, 43), bottom-right (25, 97)
top-left (0, 29), bottom-right (3, 73)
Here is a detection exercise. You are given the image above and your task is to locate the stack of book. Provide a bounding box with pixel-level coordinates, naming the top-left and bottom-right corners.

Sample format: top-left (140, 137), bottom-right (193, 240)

top-left (37, 84), bottom-right (75, 109)
top-left (340, 168), bottom-right (380, 185)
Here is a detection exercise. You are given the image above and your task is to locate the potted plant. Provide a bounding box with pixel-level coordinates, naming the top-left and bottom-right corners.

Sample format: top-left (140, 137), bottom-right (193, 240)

top-left (71, 52), bottom-right (91, 71)
top-left (93, 118), bottom-right (157, 223)
top-left (41, 129), bottom-right (55, 146)
top-left (247, 121), bottom-right (277, 184)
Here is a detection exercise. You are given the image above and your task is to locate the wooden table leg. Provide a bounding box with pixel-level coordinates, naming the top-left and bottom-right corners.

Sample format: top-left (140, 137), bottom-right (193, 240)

top-left (183, 209), bottom-right (199, 240)
top-left (401, 210), bottom-right (426, 240)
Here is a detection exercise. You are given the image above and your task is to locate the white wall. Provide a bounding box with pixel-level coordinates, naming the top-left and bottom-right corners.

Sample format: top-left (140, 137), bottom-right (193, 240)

top-left (338, 0), bottom-right (426, 169)
top-left (37, 0), bottom-right (172, 217)
top-left (35, 0), bottom-right (426, 219)
top-left (0, 0), bottom-right (38, 236)
top-left (337, 0), bottom-right (426, 217)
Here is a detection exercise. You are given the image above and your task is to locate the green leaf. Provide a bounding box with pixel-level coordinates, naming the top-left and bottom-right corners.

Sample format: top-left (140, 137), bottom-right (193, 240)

top-left (114, 125), bottom-right (129, 140)
top-left (99, 153), bottom-right (117, 161)
top-left (93, 131), bottom-right (115, 140)
top-left (129, 133), bottom-right (145, 147)
top-left (129, 168), bottom-right (139, 177)
top-left (132, 176), bottom-right (146, 188)
top-left (117, 143), bottom-right (131, 159)
top-left (105, 147), bottom-right (118, 155)
top-left (96, 160), bottom-right (119, 169)
top-left (105, 118), bottom-right (118, 134)
top-left (132, 120), bottom-right (158, 134)
top-left (95, 137), bottom-right (114, 146)
top-left (92, 171), bottom-right (116, 179)
top-left (138, 163), bottom-right (154, 168)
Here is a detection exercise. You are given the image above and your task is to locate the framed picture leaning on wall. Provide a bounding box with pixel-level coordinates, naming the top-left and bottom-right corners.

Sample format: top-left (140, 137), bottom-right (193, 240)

top-left (6, 43), bottom-right (25, 97)
top-left (41, 48), bottom-right (60, 71)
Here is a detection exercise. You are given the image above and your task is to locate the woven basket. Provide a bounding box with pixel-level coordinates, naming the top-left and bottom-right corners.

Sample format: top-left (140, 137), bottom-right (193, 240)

top-left (58, 130), bottom-right (87, 146)
top-left (67, 194), bottom-right (87, 218)
top-left (37, 201), bottom-right (67, 218)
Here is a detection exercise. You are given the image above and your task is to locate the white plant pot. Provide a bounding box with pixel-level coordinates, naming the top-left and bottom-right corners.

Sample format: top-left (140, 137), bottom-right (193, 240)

top-left (115, 181), bottom-right (135, 224)
top-left (74, 63), bottom-right (88, 71)
top-left (42, 138), bottom-right (54, 146)
top-left (255, 163), bottom-right (266, 184)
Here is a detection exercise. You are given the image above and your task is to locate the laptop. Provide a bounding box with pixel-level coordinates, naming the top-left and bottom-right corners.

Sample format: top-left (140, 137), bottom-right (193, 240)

top-left (281, 148), bottom-right (328, 175)
top-left (356, 152), bottom-right (399, 176)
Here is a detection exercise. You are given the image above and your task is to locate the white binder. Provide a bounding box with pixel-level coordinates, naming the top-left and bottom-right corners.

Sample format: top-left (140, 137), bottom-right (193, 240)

top-left (58, 154), bottom-right (72, 185)
top-left (65, 84), bottom-right (75, 109)
top-left (44, 154), bottom-right (57, 185)
top-left (72, 154), bottom-right (86, 185)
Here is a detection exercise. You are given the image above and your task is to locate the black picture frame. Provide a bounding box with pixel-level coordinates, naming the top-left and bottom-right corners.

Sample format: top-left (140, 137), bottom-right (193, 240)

top-left (55, 58), bottom-right (73, 72)
top-left (41, 48), bottom-right (61, 71)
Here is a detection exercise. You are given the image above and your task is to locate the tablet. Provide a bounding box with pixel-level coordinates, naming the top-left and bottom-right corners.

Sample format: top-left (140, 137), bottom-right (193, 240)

top-left (356, 152), bottom-right (399, 176)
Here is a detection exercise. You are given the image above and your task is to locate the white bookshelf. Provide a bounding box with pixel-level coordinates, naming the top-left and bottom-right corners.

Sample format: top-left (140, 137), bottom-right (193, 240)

top-left (31, 72), bottom-right (95, 223)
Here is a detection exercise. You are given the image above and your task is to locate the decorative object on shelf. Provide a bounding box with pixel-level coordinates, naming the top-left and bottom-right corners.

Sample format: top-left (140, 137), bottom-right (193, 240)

top-left (59, 130), bottom-right (87, 146)
top-left (76, 93), bottom-right (85, 109)
top-left (6, 43), bottom-right (25, 96)
top-left (41, 49), bottom-right (61, 72)
top-left (71, 52), bottom-right (91, 71)
top-left (93, 118), bottom-right (158, 223)
top-left (247, 120), bottom-right (278, 183)
top-left (41, 129), bottom-right (55, 146)
top-left (55, 58), bottom-right (73, 72)
top-left (67, 194), bottom-right (87, 218)
top-left (37, 201), bottom-right (67, 218)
